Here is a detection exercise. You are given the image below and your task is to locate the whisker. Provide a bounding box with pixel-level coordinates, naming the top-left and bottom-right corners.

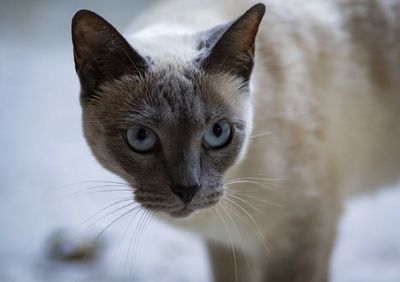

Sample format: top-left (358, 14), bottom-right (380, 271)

top-left (227, 190), bottom-right (284, 208)
top-left (212, 207), bottom-right (239, 282)
top-left (69, 186), bottom-right (133, 198)
top-left (250, 130), bottom-right (276, 139)
top-left (129, 210), bottom-right (147, 274)
top-left (55, 180), bottom-right (130, 190)
top-left (82, 198), bottom-right (134, 226)
top-left (224, 180), bottom-right (277, 191)
top-left (72, 200), bottom-right (136, 241)
top-left (220, 203), bottom-right (254, 282)
top-left (222, 194), bottom-right (265, 242)
top-left (113, 210), bottom-right (138, 271)
top-left (224, 176), bottom-right (284, 183)
top-left (222, 196), bottom-right (270, 254)
top-left (131, 211), bottom-right (152, 273)
top-left (223, 177), bottom-right (284, 192)
top-left (226, 192), bottom-right (266, 216)
top-left (97, 205), bottom-right (142, 240)
top-left (126, 209), bottom-right (150, 275)
top-left (83, 188), bottom-right (133, 194)
top-left (126, 208), bottom-right (147, 274)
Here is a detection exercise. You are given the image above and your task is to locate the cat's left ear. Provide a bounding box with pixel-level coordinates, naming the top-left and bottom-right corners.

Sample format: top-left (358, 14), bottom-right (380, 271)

top-left (71, 10), bottom-right (148, 101)
top-left (197, 3), bottom-right (265, 82)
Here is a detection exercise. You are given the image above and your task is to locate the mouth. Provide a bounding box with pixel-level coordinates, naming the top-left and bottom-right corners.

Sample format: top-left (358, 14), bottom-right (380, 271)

top-left (135, 189), bottom-right (224, 218)
top-left (168, 198), bottom-right (220, 218)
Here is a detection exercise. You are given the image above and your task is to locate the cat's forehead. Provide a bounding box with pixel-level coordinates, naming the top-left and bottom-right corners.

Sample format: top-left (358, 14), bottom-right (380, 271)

top-left (94, 66), bottom-right (245, 130)
top-left (147, 68), bottom-right (209, 128)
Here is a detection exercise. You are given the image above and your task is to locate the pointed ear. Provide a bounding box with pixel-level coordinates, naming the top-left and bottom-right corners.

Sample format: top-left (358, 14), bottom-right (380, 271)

top-left (71, 10), bottom-right (148, 101)
top-left (197, 3), bottom-right (265, 82)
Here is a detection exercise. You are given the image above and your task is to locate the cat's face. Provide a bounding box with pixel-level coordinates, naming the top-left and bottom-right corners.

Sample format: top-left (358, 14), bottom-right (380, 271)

top-left (72, 5), bottom-right (265, 217)
top-left (83, 69), bottom-right (250, 217)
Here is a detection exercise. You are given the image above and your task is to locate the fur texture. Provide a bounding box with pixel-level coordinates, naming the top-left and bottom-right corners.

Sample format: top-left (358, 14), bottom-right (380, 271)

top-left (72, 1), bottom-right (400, 281)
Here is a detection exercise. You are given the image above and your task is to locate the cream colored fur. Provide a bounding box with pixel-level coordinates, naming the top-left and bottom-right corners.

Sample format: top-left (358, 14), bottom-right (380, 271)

top-left (125, 1), bottom-right (400, 281)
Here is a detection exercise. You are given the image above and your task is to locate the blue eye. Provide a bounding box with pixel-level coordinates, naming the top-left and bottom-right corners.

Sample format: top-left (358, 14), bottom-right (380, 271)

top-left (126, 126), bottom-right (157, 153)
top-left (203, 121), bottom-right (232, 149)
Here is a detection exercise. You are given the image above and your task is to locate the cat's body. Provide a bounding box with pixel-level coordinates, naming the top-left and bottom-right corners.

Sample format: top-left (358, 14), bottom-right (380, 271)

top-left (71, 1), bottom-right (400, 281)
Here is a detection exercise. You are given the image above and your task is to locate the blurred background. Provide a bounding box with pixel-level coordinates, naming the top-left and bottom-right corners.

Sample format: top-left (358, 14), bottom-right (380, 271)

top-left (0, 1), bottom-right (399, 281)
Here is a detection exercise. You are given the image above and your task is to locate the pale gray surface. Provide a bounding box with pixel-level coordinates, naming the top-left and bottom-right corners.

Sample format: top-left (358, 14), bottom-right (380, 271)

top-left (0, 1), bottom-right (399, 281)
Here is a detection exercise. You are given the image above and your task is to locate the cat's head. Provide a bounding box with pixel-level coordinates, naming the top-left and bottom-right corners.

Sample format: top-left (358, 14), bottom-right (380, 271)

top-left (71, 4), bottom-right (265, 217)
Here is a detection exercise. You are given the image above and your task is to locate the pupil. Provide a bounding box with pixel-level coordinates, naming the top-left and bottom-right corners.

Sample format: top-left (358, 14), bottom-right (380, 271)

top-left (213, 124), bottom-right (222, 137)
top-left (137, 129), bottom-right (148, 141)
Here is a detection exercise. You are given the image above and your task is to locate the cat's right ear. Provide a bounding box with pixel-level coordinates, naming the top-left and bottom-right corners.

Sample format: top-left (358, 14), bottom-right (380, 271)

top-left (71, 10), bottom-right (148, 102)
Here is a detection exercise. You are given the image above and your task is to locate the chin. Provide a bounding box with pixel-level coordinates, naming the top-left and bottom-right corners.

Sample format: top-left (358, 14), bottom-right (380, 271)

top-left (167, 198), bottom-right (221, 218)
top-left (168, 207), bottom-right (195, 218)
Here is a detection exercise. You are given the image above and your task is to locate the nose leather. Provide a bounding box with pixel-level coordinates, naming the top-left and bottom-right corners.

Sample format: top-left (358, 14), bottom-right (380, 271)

top-left (171, 184), bottom-right (200, 204)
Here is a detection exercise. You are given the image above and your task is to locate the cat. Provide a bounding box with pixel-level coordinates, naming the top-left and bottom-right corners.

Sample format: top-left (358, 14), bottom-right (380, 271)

top-left (71, 0), bottom-right (400, 281)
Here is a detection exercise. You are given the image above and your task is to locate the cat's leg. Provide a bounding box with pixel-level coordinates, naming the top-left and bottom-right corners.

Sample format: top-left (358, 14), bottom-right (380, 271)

top-left (206, 240), bottom-right (264, 282)
top-left (263, 205), bottom-right (341, 282)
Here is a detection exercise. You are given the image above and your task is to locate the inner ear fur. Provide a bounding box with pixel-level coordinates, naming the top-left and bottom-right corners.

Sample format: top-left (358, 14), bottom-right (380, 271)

top-left (197, 3), bottom-right (266, 81)
top-left (71, 10), bottom-right (148, 100)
